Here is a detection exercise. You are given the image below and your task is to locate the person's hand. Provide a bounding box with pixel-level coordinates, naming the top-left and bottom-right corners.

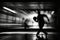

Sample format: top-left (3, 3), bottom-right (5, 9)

top-left (33, 17), bottom-right (38, 22)
top-left (33, 17), bottom-right (36, 21)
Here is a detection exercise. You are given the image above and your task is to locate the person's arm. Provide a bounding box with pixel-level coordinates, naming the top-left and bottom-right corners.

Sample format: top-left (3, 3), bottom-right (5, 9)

top-left (43, 15), bottom-right (49, 22)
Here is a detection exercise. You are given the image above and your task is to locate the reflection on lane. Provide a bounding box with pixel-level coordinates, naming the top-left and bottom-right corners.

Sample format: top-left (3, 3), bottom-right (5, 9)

top-left (0, 32), bottom-right (57, 40)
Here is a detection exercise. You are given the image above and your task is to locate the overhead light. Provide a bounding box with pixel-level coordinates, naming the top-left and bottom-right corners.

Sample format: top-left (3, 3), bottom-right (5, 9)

top-left (3, 7), bottom-right (17, 14)
top-left (29, 4), bottom-right (38, 6)
top-left (29, 4), bottom-right (38, 9)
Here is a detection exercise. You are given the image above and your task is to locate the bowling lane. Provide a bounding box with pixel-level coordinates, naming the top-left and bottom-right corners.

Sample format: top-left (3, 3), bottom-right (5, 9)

top-left (0, 32), bottom-right (57, 40)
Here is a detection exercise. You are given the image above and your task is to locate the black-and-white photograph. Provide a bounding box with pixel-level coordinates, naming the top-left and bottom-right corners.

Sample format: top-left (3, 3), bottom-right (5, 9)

top-left (0, 2), bottom-right (59, 40)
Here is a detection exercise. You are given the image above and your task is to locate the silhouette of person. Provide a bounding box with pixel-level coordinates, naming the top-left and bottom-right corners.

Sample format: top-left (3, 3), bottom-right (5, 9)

top-left (33, 10), bottom-right (49, 40)
top-left (24, 19), bottom-right (29, 29)
top-left (33, 10), bottom-right (49, 30)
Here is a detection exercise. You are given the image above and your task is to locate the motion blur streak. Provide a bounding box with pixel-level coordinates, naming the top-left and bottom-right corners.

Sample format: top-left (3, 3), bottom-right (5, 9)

top-left (3, 7), bottom-right (17, 13)
top-left (0, 32), bottom-right (56, 34)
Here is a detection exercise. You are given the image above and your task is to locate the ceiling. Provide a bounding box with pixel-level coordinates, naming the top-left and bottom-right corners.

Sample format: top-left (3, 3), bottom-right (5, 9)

top-left (2, 2), bottom-right (55, 10)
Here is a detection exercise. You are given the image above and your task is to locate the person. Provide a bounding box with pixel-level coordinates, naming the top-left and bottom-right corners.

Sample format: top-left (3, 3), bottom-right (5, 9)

top-left (24, 19), bottom-right (29, 29)
top-left (33, 10), bottom-right (49, 29)
top-left (33, 10), bottom-right (49, 40)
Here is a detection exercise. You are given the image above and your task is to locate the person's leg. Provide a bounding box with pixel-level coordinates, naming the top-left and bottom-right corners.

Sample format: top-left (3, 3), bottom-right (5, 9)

top-left (36, 29), bottom-right (40, 37)
top-left (42, 30), bottom-right (48, 40)
top-left (40, 23), bottom-right (48, 40)
top-left (36, 23), bottom-right (44, 38)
